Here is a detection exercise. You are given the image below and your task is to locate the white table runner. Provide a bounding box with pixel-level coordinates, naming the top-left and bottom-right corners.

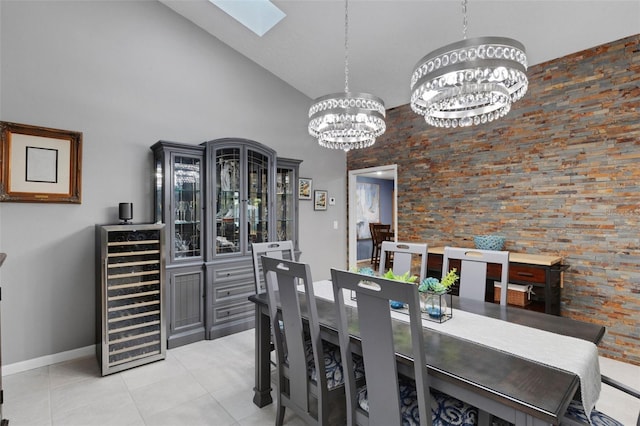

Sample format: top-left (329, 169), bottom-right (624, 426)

top-left (306, 280), bottom-right (601, 422)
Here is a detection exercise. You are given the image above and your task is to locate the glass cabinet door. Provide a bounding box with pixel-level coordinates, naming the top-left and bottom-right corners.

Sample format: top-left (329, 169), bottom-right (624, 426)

top-left (207, 138), bottom-right (278, 258)
top-left (276, 167), bottom-right (294, 241)
top-left (247, 149), bottom-right (270, 247)
top-left (276, 158), bottom-right (301, 251)
top-left (215, 148), bottom-right (241, 254)
top-left (172, 154), bottom-right (202, 260)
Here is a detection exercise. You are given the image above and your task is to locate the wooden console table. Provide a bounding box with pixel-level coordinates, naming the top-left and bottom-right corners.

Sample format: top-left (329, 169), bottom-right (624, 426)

top-left (427, 247), bottom-right (565, 315)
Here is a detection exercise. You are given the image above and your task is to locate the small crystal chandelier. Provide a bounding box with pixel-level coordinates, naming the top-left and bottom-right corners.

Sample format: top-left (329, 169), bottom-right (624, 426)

top-left (410, 0), bottom-right (528, 128)
top-left (308, 0), bottom-right (386, 151)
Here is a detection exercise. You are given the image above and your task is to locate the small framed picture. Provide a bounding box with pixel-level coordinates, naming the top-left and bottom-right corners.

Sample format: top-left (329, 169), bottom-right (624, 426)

top-left (314, 190), bottom-right (328, 211)
top-left (298, 177), bottom-right (312, 200)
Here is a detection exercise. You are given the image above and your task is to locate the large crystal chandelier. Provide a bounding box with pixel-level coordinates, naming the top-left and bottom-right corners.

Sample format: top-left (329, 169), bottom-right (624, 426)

top-left (410, 0), bottom-right (528, 128)
top-left (308, 0), bottom-right (386, 151)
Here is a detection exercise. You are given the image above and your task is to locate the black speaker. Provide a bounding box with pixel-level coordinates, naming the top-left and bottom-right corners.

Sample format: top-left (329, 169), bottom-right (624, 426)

top-left (119, 203), bottom-right (133, 224)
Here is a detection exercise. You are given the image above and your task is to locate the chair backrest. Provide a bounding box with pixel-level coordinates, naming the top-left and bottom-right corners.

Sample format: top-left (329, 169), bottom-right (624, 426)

top-left (442, 246), bottom-right (509, 305)
top-left (369, 223), bottom-right (391, 244)
top-left (262, 256), bottom-right (329, 424)
top-left (379, 241), bottom-right (428, 282)
top-left (251, 241), bottom-right (295, 294)
top-left (331, 269), bottom-right (431, 426)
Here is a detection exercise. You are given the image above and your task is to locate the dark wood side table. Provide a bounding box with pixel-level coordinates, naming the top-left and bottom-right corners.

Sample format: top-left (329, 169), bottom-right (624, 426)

top-left (427, 247), bottom-right (566, 315)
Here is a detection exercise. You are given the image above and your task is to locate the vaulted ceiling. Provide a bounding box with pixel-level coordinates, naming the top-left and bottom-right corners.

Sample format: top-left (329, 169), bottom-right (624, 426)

top-left (160, 0), bottom-right (640, 109)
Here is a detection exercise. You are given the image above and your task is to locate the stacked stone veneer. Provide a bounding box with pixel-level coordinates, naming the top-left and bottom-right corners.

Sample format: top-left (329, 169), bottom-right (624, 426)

top-left (347, 34), bottom-right (640, 365)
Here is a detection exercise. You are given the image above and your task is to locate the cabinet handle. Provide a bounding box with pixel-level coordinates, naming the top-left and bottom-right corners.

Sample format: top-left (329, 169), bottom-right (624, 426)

top-left (516, 271), bottom-right (535, 277)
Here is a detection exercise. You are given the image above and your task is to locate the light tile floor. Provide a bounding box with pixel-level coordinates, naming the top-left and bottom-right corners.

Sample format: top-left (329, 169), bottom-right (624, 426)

top-left (2, 329), bottom-right (639, 425)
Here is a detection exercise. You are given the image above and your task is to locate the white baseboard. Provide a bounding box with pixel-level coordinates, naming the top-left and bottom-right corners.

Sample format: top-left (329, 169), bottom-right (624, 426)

top-left (3, 345), bottom-right (96, 376)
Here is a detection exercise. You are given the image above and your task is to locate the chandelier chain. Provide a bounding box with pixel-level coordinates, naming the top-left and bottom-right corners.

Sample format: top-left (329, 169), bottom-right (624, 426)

top-left (307, 0), bottom-right (386, 150)
top-left (462, 0), bottom-right (468, 40)
top-left (344, 0), bottom-right (349, 92)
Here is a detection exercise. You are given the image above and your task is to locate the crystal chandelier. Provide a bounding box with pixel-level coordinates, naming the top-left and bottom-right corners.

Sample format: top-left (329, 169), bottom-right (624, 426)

top-left (410, 0), bottom-right (528, 128)
top-left (308, 0), bottom-right (386, 151)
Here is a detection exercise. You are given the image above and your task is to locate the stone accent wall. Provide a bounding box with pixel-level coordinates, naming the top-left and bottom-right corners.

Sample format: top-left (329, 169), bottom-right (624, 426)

top-left (347, 34), bottom-right (640, 365)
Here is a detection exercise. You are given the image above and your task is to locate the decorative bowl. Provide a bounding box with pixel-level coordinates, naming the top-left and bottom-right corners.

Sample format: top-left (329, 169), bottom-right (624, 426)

top-left (390, 300), bottom-right (405, 310)
top-left (473, 235), bottom-right (506, 251)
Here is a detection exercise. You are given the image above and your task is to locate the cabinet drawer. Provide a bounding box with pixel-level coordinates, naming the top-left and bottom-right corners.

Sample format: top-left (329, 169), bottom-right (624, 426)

top-left (509, 264), bottom-right (547, 284)
top-left (212, 299), bottom-right (255, 324)
top-left (211, 259), bottom-right (254, 284)
top-left (213, 280), bottom-right (254, 303)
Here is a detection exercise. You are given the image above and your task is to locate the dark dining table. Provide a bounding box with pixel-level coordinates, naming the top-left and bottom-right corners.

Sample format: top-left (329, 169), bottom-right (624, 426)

top-left (249, 285), bottom-right (605, 425)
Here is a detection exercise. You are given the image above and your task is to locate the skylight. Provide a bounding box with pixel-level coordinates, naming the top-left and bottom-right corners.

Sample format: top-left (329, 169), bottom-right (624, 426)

top-left (209, 0), bottom-right (286, 37)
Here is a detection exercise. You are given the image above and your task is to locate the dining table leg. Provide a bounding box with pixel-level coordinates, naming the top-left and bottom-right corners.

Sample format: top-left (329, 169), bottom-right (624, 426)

top-left (252, 304), bottom-right (273, 407)
top-left (478, 410), bottom-right (491, 426)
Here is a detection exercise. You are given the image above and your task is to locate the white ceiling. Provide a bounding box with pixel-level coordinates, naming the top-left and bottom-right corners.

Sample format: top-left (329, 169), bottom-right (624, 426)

top-left (160, 0), bottom-right (639, 109)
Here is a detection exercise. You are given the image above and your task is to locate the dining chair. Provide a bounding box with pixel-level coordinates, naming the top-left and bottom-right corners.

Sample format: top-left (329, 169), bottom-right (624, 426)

top-left (369, 223), bottom-right (391, 270)
top-left (442, 246), bottom-right (510, 305)
top-left (562, 375), bottom-right (639, 426)
top-left (262, 256), bottom-right (351, 425)
top-left (251, 241), bottom-right (295, 294)
top-left (251, 241), bottom-right (297, 367)
top-left (330, 268), bottom-right (478, 426)
top-left (378, 241), bottom-right (428, 282)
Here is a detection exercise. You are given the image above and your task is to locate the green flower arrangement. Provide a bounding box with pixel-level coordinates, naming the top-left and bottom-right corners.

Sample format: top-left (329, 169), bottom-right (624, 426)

top-left (379, 269), bottom-right (419, 309)
top-left (382, 269), bottom-right (418, 283)
top-left (418, 268), bottom-right (459, 293)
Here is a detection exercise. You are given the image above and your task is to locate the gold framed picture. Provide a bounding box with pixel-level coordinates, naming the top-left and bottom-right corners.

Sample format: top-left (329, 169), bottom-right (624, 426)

top-left (0, 121), bottom-right (82, 203)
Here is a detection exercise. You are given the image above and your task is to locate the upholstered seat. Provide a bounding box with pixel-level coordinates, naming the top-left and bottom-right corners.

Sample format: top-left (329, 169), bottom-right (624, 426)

top-left (563, 400), bottom-right (625, 426)
top-left (356, 376), bottom-right (478, 426)
top-left (305, 340), bottom-right (365, 390)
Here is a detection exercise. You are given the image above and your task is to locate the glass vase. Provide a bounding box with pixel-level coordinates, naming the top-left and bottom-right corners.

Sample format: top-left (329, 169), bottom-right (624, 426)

top-left (420, 290), bottom-right (452, 323)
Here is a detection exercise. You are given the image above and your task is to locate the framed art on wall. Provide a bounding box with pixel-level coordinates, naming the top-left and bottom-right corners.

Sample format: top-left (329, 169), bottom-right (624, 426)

top-left (314, 190), bottom-right (327, 211)
top-left (298, 177), bottom-right (312, 200)
top-left (356, 182), bottom-right (380, 239)
top-left (0, 121), bottom-right (82, 203)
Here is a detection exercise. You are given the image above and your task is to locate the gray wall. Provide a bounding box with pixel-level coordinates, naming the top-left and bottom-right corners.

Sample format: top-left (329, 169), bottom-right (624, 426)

top-left (0, 0), bottom-right (347, 366)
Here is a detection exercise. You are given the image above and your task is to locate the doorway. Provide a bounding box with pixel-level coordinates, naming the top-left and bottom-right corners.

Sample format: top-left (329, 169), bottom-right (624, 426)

top-left (347, 165), bottom-right (398, 270)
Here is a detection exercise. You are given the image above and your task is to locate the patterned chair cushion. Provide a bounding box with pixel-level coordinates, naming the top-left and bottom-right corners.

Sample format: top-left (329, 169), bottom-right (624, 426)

top-left (305, 340), bottom-right (365, 389)
top-left (357, 376), bottom-right (478, 425)
top-left (564, 400), bottom-right (624, 426)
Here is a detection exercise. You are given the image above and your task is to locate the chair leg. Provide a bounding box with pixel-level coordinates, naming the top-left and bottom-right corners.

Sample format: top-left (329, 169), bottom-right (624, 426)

top-left (371, 244), bottom-right (379, 270)
top-left (276, 403), bottom-right (286, 426)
